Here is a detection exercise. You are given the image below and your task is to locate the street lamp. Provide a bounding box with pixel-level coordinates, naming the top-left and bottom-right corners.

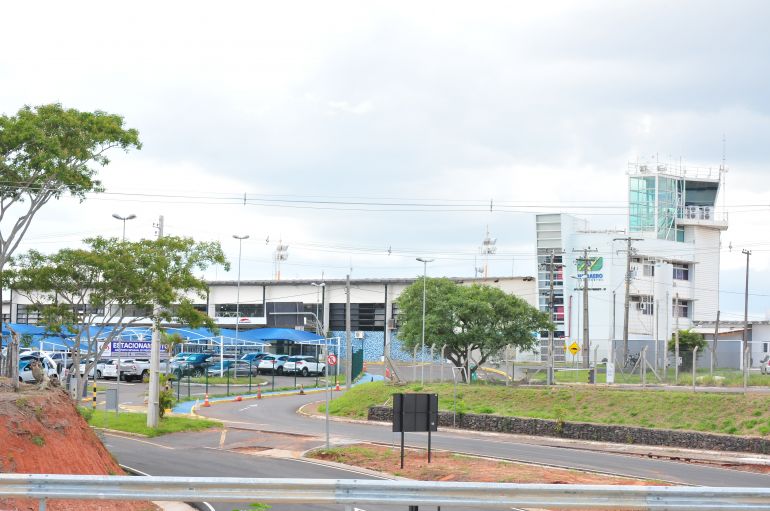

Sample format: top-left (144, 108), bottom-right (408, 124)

top-left (416, 257), bottom-right (434, 384)
top-left (310, 282), bottom-right (326, 336)
top-left (233, 235), bottom-right (249, 376)
top-left (111, 213), bottom-right (136, 241)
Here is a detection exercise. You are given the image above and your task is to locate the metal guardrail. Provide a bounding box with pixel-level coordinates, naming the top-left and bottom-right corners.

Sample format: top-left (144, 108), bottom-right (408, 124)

top-left (3, 475), bottom-right (770, 509)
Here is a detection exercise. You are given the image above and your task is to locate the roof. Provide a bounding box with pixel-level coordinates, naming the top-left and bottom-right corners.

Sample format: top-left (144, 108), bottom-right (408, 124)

top-left (206, 276), bottom-right (535, 287)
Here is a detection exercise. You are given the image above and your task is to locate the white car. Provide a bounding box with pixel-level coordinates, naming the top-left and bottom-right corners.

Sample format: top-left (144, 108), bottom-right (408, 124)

top-left (257, 354), bottom-right (289, 375)
top-left (19, 353), bottom-right (62, 383)
top-left (79, 358), bottom-right (112, 379)
top-left (283, 356), bottom-right (326, 376)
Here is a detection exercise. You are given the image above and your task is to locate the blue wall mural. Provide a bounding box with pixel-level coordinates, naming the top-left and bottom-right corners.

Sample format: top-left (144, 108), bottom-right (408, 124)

top-left (329, 330), bottom-right (438, 362)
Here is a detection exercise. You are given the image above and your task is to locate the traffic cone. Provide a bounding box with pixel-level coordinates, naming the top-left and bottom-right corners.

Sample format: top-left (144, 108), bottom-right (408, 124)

top-left (299, 384), bottom-right (305, 395)
top-left (202, 393), bottom-right (211, 407)
top-left (385, 367), bottom-right (391, 379)
top-left (235, 395), bottom-right (243, 402)
top-left (334, 382), bottom-right (341, 391)
top-left (257, 385), bottom-right (262, 400)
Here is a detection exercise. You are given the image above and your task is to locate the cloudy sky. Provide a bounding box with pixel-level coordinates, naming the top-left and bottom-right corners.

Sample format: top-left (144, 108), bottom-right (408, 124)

top-left (1, 1), bottom-right (769, 319)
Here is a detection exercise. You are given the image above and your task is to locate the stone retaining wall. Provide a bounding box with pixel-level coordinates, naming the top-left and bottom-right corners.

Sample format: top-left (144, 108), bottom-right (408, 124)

top-left (368, 406), bottom-right (770, 454)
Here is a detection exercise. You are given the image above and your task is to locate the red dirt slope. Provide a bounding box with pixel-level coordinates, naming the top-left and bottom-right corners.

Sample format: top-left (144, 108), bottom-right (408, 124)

top-left (0, 378), bottom-right (157, 511)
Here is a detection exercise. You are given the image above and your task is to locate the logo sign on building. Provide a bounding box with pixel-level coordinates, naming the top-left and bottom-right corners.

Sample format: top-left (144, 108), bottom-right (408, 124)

top-left (110, 341), bottom-right (168, 354)
top-left (576, 256), bottom-right (604, 281)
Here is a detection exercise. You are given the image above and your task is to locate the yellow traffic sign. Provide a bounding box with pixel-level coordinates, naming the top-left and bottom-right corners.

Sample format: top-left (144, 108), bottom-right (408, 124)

top-left (568, 342), bottom-right (580, 356)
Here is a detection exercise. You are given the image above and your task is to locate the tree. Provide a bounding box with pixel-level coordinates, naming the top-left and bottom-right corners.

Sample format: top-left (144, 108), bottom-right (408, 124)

top-left (396, 278), bottom-right (551, 382)
top-left (0, 104), bottom-right (140, 377)
top-left (4, 236), bottom-right (228, 396)
top-left (0, 104), bottom-right (141, 269)
top-left (668, 329), bottom-right (707, 371)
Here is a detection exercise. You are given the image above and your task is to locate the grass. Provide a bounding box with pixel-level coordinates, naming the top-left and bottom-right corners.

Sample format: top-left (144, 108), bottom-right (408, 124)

top-left (330, 381), bottom-right (770, 436)
top-left (79, 408), bottom-right (222, 437)
top-left (529, 366), bottom-right (770, 387)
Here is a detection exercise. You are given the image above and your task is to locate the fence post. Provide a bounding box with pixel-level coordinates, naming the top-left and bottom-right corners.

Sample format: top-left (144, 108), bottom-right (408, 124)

top-left (429, 344), bottom-right (435, 384)
top-left (641, 346), bottom-right (647, 388)
top-left (413, 345), bottom-right (419, 383)
top-left (440, 345), bottom-right (446, 383)
top-left (692, 346), bottom-right (698, 391)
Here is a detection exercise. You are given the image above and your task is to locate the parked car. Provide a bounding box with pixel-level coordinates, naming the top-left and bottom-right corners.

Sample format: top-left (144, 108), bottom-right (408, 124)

top-left (283, 356), bottom-right (326, 377)
top-left (206, 360), bottom-right (258, 377)
top-left (170, 353), bottom-right (214, 378)
top-left (18, 353), bottom-right (63, 384)
top-left (760, 355), bottom-right (770, 375)
top-left (79, 358), bottom-right (112, 379)
top-left (257, 354), bottom-right (289, 375)
top-left (115, 358), bottom-right (169, 381)
top-left (240, 352), bottom-right (268, 364)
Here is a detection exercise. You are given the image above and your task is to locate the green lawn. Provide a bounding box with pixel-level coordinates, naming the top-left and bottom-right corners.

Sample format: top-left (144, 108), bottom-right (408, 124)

top-left (80, 408), bottom-right (222, 437)
top-left (328, 381), bottom-right (770, 436)
top-left (531, 367), bottom-right (770, 387)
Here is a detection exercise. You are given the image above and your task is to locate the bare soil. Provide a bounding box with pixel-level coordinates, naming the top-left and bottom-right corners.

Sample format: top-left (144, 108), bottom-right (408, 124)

top-left (0, 378), bottom-right (158, 511)
top-left (309, 443), bottom-right (665, 485)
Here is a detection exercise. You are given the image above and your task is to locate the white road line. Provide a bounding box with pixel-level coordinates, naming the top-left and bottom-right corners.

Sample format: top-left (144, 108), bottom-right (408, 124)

top-left (219, 428), bottom-right (228, 449)
top-left (238, 404), bottom-right (260, 412)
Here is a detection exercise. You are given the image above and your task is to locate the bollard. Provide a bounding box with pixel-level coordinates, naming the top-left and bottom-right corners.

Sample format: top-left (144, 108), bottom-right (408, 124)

top-left (257, 385), bottom-right (262, 400)
top-left (299, 384), bottom-right (305, 395)
top-left (92, 381), bottom-right (97, 410)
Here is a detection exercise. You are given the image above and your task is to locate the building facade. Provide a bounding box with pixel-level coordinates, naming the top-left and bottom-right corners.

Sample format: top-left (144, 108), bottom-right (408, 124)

top-left (535, 162), bottom-right (727, 366)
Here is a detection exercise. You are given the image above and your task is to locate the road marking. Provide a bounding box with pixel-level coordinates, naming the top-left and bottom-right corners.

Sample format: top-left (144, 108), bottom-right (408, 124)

top-left (239, 404), bottom-right (259, 412)
top-left (219, 428), bottom-right (228, 449)
top-left (104, 433), bottom-right (175, 450)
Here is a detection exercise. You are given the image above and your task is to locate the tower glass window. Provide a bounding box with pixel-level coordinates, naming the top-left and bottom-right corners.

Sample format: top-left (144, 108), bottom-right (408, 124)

top-left (629, 176), bottom-right (656, 233)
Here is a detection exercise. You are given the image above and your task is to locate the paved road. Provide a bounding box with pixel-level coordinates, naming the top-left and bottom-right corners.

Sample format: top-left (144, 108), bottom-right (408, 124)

top-left (104, 430), bottom-right (472, 511)
top-left (195, 390), bottom-right (770, 487)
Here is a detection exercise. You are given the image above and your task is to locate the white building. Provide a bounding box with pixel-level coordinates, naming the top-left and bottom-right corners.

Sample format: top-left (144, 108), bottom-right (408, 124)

top-left (535, 162), bottom-right (727, 367)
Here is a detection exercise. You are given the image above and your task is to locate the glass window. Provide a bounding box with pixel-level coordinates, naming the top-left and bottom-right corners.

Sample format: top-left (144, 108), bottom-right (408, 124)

top-left (672, 264), bottom-right (690, 281)
top-left (329, 303), bottom-right (385, 331)
top-left (672, 300), bottom-right (690, 319)
top-left (215, 303), bottom-right (264, 317)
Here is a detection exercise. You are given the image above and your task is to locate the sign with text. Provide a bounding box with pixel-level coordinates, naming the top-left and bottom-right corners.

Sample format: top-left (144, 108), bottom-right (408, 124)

top-left (109, 341), bottom-right (168, 354)
top-left (606, 362), bottom-right (615, 384)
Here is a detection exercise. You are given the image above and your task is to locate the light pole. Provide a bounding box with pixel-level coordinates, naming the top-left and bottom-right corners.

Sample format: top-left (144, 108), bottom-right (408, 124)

top-left (416, 257), bottom-right (434, 384)
top-left (311, 282), bottom-right (326, 336)
top-left (233, 235), bottom-right (249, 377)
top-left (110, 213), bottom-right (135, 415)
top-left (112, 213), bottom-right (136, 241)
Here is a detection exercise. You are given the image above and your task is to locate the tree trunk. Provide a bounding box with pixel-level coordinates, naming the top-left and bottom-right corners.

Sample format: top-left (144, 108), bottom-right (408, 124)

top-left (7, 326), bottom-right (20, 391)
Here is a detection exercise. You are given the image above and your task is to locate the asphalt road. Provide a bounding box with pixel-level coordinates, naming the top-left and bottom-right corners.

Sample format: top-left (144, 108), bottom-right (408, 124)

top-left (104, 430), bottom-right (474, 511)
top-left (195, 390), bottom-right (770, 487)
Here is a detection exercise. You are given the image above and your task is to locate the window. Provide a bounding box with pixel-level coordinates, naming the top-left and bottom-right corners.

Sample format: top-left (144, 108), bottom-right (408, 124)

top-left (631, 295), bottom-right (654, 315)
top-left (643, 263), bottom-right (655, 277)
top-left (329, 303), bottom-right (385, 331)
top-left (672, 263), bottom-right (690, 281)
top-left (122, 304), bottom-right (153, 317)
top-left (16, 304), bottom-right (41, 325)
top-left (215, 303), bottom-right (264, 317)
top-left (672, 300), bottom-right (690, 319)
top-left (303, 303), bottom-right (323, 324)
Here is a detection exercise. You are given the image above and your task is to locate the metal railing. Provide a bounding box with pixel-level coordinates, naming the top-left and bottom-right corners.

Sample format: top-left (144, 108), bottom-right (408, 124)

top-left (3, 475), bottom-right (770, 510)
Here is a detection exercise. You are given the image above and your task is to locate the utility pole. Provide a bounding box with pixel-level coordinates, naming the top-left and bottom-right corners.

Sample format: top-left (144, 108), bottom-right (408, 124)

top-left (711, 310), bottom-right (720, 376)
top-left (345, 274), bottom-right (352, 389)
top-left (674, 292), bottom-right (680, 385)
top-left (574, 247), bottom-right (598, 368)
top-left (147, 215), bottom-right (164, 428)
top-left (614, 237), bottom-right (642, 362)
top-left (742, 250), bottom-right (751, 382)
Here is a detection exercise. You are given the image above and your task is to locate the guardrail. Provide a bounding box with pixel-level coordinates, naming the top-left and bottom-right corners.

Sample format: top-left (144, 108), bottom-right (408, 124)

top-left (3, 475), bottom-right (770, 510)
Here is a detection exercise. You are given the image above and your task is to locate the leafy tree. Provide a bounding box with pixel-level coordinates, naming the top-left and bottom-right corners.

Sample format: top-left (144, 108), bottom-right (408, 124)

top-left (0, 104), bottom-right (140, 379)
top-left (4, 236), bottom-right (228, 397)
top-left (0, 103), bottom-right (141, 268)
top-left (668, 329), bottom-right (707, 371)
top-left (396, 278), bottom-right (551, 382)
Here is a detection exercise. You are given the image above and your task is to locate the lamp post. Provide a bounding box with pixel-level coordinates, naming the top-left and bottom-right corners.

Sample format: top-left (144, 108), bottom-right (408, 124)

top-left (112, 213), bottom-right (136, 241)
top-left (233, 235), bottom-right (249, 377)
top-left (310, 282), bottom-right (326, 336)
top-left (416, 257), bottom-right (434, 384)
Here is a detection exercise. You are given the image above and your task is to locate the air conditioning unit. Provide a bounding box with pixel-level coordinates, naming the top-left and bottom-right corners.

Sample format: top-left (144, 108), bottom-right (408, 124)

top-left (354, 331), bottom-right (365, 339)
top-left (387, 318), bottom-right (397, 330)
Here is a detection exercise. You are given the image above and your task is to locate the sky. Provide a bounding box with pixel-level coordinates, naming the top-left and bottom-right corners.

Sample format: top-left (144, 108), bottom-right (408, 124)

top-left (1, 0), bottom-right (770, 319)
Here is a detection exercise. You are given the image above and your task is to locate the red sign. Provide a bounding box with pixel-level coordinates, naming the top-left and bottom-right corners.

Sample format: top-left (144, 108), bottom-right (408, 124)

top-left (327, 353), bottom-right (337, 366)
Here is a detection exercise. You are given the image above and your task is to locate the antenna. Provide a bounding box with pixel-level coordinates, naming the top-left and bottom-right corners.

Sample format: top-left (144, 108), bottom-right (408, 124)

top-left (479, 225), bottom-right (498, 278)
top-left (273, 239), bottom-right (288, 280)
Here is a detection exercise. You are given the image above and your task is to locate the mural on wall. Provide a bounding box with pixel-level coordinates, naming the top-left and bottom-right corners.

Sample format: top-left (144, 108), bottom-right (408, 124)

top-left (329, 330), bottom-right (437, 362)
